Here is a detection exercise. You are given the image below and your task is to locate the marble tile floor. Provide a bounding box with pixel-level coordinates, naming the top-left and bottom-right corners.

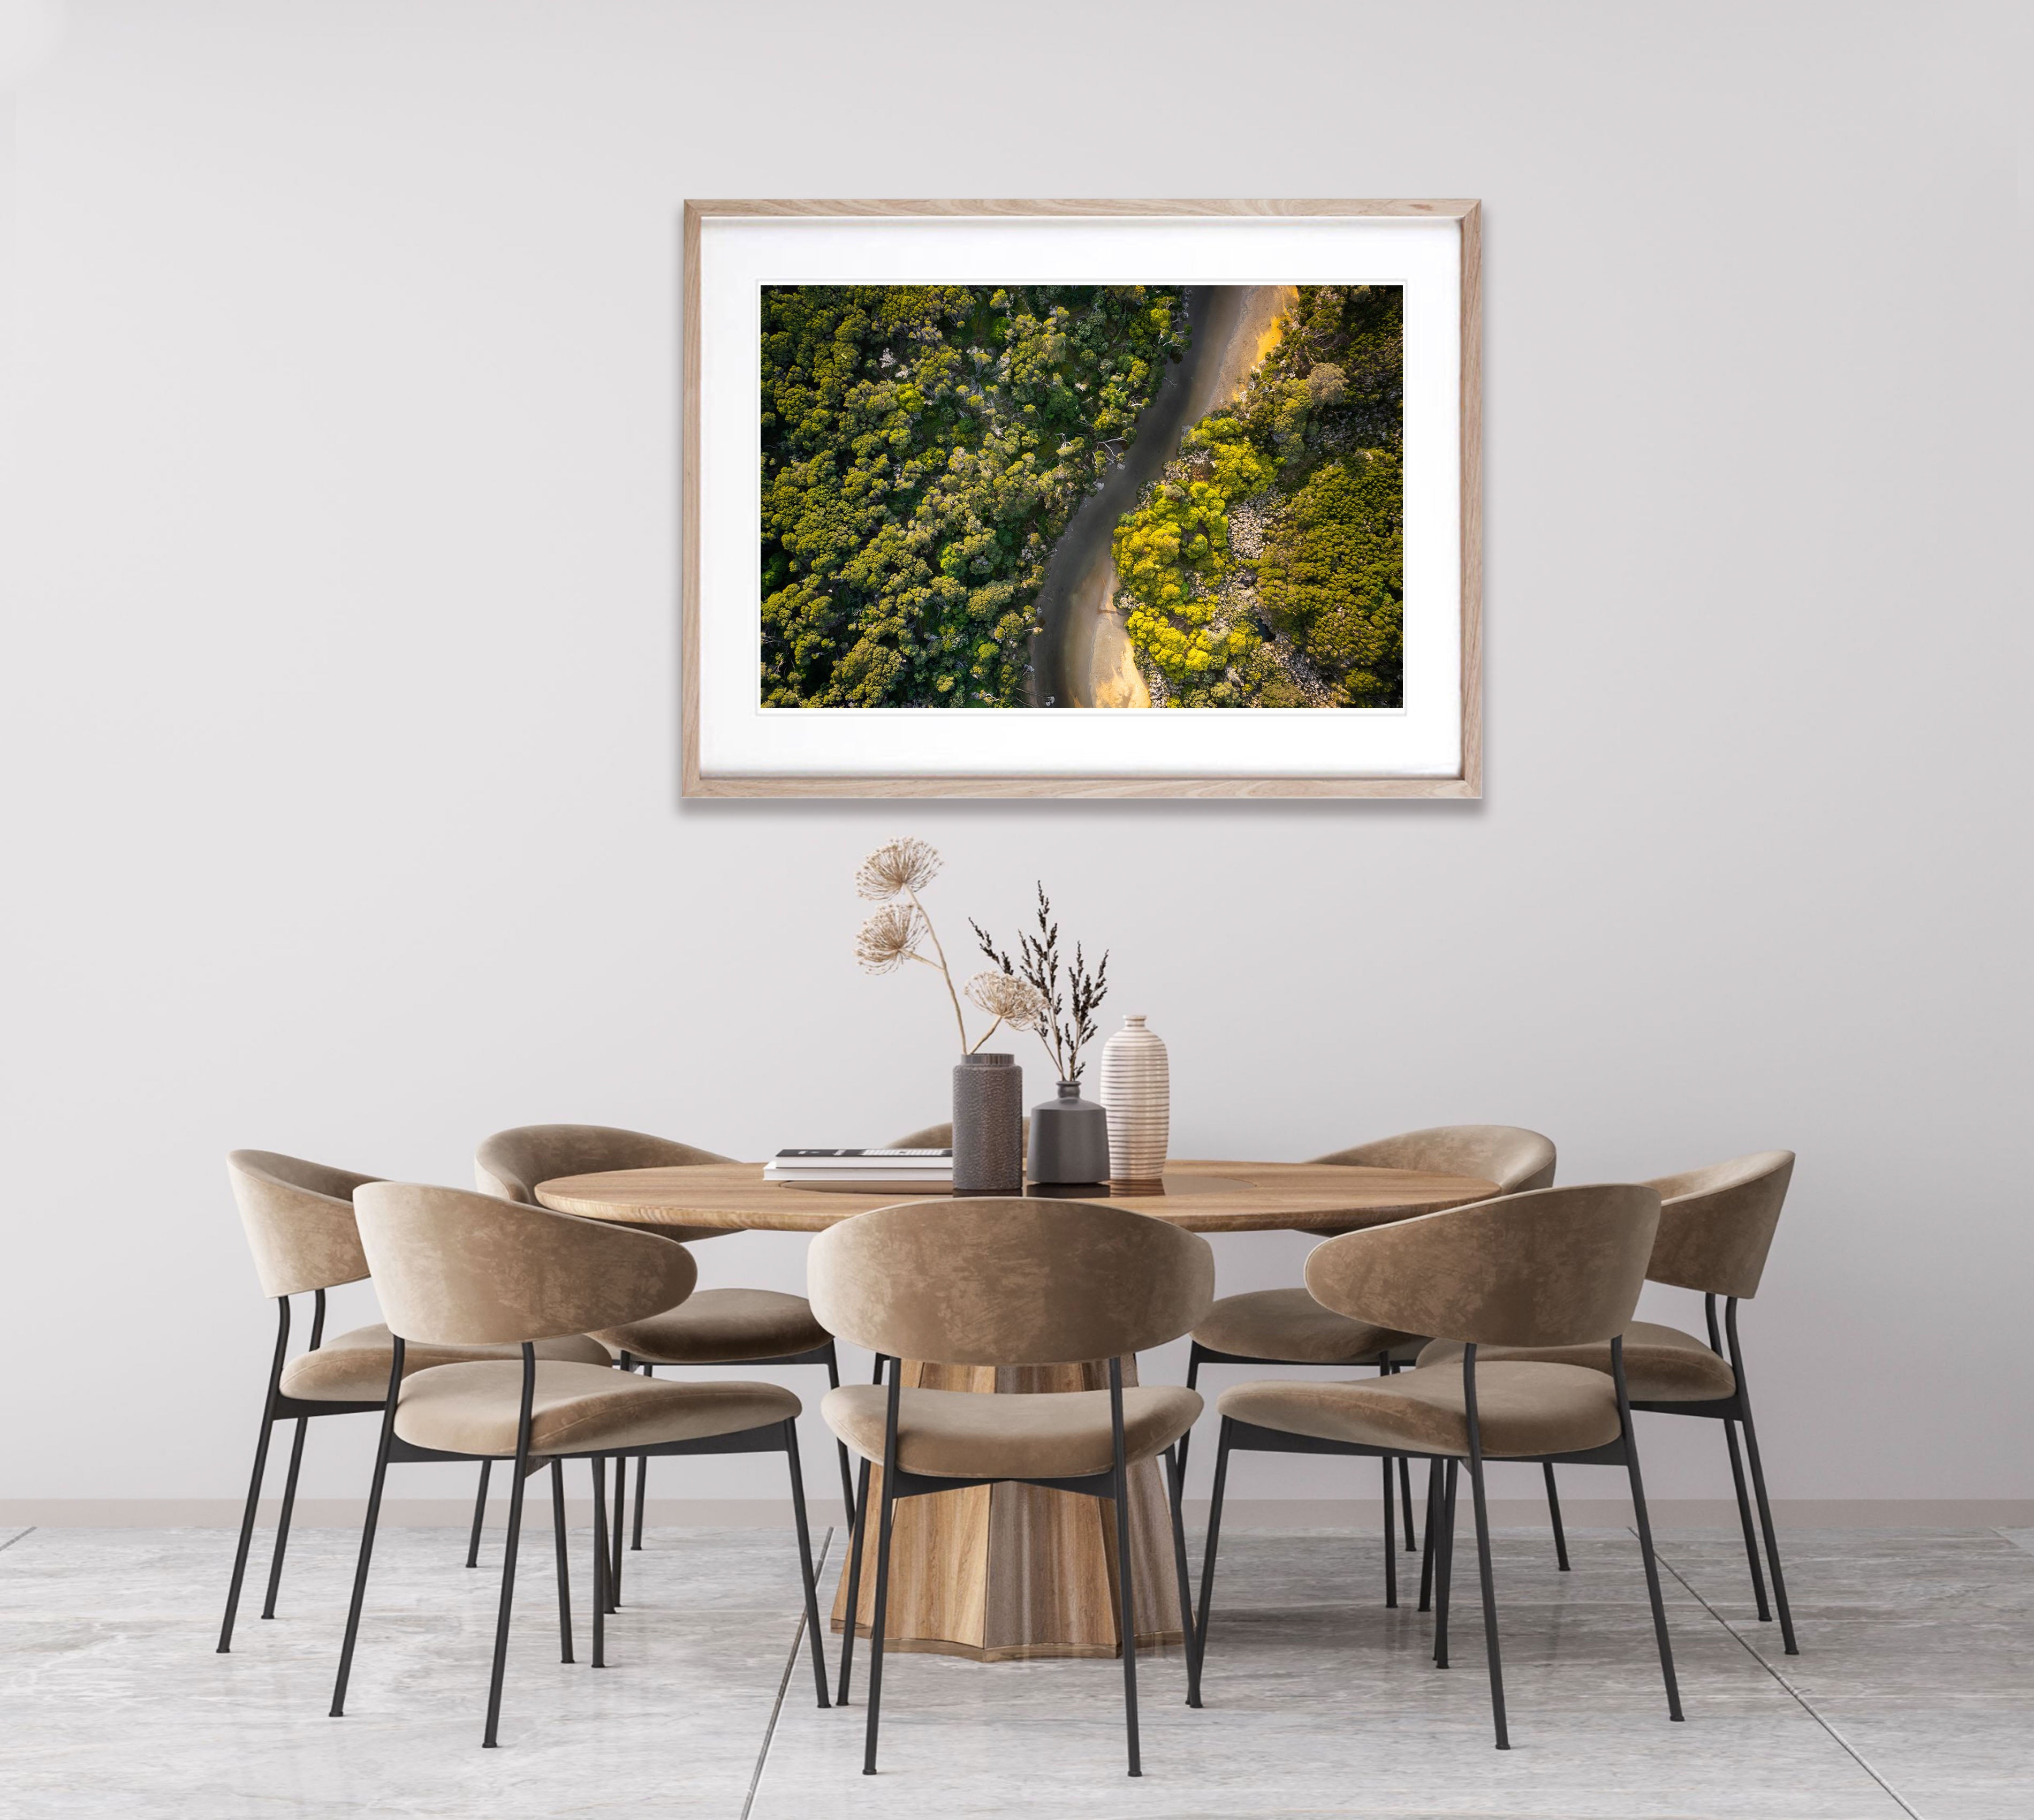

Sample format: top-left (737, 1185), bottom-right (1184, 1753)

top-left (0, 1522), bottom-right (2028, 1819)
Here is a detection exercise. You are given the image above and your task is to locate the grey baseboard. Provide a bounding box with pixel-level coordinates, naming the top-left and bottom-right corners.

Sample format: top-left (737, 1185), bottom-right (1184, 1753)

top-left (4, 1496), bottom-right (2031, 1529)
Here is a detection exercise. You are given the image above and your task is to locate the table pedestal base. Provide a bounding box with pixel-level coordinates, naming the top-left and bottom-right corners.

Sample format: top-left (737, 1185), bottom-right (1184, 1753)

top-left (829, 1358), bottom-right (1186, 1662)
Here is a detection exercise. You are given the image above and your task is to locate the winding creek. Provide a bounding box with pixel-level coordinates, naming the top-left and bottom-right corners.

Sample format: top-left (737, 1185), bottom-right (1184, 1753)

top-left (1027, 285), bottom-right (1295, 709)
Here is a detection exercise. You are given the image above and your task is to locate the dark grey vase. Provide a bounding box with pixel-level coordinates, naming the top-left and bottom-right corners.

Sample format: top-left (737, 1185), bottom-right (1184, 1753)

top-left (952, 1052), bottom-right (1023, 1195)
top-left (1027, 1080), bottom-right (1110, 1188)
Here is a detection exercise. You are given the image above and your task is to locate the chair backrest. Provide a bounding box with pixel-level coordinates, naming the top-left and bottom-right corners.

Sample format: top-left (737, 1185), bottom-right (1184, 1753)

top-left (808, 1198), bottom-right (1214, 1367)
top-left (353, 1181), bottom-right (697, 1347)
top-left (884, 1123), bottom-right (952, 1150)
top-left (1311, 1125), bottom-right (1557, 1195)
top-left (475, 1124), bottom-right (733, 1244)
top-left (228, 1149), bottom-right (381, 1299)
top-left (887, 1121), bottom-right (1030, 1160)
top-left (1642, 1150), bottom-right (1794, 1300)
top-left (1304, 1184), bottom-right (1660, 1348)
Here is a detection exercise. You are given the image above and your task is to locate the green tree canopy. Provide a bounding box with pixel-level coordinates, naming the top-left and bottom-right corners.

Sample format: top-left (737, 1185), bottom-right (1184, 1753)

top-left (1257, 452), bottom-right (1402, 706)
top-left (1110, 284), bottom-right (1403, 708)
top-left (761, 286), bottom-right (1188, 708)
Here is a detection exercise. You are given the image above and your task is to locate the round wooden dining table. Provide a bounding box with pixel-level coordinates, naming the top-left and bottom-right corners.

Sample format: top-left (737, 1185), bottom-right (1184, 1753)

top-left (535, 1159), bottom-right (1499, 1663)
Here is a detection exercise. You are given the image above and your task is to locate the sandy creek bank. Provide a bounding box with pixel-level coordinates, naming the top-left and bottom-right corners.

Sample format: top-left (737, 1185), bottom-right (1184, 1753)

top-left (1028, 285), bottom-right (1294, 710)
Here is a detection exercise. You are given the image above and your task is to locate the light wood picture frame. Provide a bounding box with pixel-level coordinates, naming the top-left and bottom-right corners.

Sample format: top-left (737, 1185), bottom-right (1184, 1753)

top-left (682, 199), bottom-right (1481, 798)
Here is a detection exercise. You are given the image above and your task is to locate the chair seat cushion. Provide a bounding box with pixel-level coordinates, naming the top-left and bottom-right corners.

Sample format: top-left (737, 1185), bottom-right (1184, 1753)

top-left (1192, 1287), bottom-right (1426, 1365)
top-left (822, 1383), bottom-right (1203, 1482)
top-left (1217, 1361), bottom-right (1621, 1459)
top-left (393, 1360), bottom-right (801, 1457)
top-left (1414, 1321), bottom-right (1736, 1403)
top-left (278, 1324), bottom-right (610, 1402)
top-left (593, 1288), bottom-right (831, 1365)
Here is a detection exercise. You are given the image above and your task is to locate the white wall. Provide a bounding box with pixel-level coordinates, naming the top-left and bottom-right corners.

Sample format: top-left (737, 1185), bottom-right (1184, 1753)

top-left (2, 0), bottom-right (2026, 1511)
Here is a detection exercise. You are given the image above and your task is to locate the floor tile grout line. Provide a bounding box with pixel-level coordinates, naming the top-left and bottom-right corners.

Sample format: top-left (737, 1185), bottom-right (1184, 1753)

top-left (1641, 1529), bottom-right (1922, 1820)
top-left (740, 1523), bottom-right (833, 1820)
top-left (0, 1528), bottom-right (34, 1554)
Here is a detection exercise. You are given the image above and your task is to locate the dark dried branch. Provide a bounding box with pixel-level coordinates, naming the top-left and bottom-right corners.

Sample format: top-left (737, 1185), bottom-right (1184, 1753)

top-left (972, 884), bottom-right (1110, 1083)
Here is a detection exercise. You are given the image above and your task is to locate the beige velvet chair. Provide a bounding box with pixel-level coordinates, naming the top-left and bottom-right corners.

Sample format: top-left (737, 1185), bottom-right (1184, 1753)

top-left (476, 1124), bottom-right (856, 1605)
top-left (810, 1197), bottom-right (1215, 1777)
top-left (220, 1150), bottom-right (610, 1652)
top-left (1196, 1184), bottom-right (1681, 1750)
top-left (333, 1181), bottom-right (829, 1748)
top-left (1418, 1150), bottom-right (1798, 1651)
top-left (882, 1123), bottom-right (955, 1150)
top-left (1182, 1125), bottom-right (1559, 1595)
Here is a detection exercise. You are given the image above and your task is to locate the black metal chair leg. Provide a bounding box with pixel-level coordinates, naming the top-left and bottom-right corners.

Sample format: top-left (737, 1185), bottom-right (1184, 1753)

top-left (590, 1456), bottom-right (609, 1668)
top-left (609, 1454), bottom-right (626, 1610)
top-left (1709, 1293), bottom-right (1773, 1635)
top-left (550, 1459), bottom-right (574, 1663)
top-left (1379, 1356), bottom-right (1417, 1558)
top-left (1467, 1445), bottom-right (1507, 1748)
top-left (330, 1339), bottom-right (403, 1717)
top-left (862, 1462), bottom-right (898, 1773)
top-left (1737, 1401), bottom-right (1795, 1654)
top-left (1612, 1339), bottom-right (1684, 1719)
top-left (1163, 1443), bottom-right (1202, 1707)
top-left (218, 1406), bottom-right (276, 1651)
top-left (258, 1415), bottom-right (309, 1622)
top-left (1727, 1300), bottom-right (1796, 1655)
top-left (1722, 1417), bottom-right (1772, 1620)
top-left (1628, 1452), bottom-right (1684, 1721)
top-left (1433, 1459), bottom-right (1458, 1667)
top-left (1112, 1469), bottom-right (1142, 1774)
top-left (1381, 1456), bottom-right (1399, 1608)
top-left (824, 1348), bottom-right (856, 1535)
top-left (480, 1346), bottom-right (537, 1748)
top-left (1543, 1461), bottom-right (1572, 1572)
top-left (1461, 1349), bottom-right (1508, 1749)
top-left (1107, 1359), bottom-right (1142, 1778)
top-left (1417, 1459), bottom-right (1438, 1613)
top-left (482, 1463), bottom-right (532, 1745)
top-left (260, 1287), bottom-right (327, 1622)
top-left (1177, 1347), bottom-right (1204, 1489)
top-left (466, 1460), bottom-right (492, 1569)
top-left (1709, 1297), bottom-right (1769, 1620)
top-left (1192, 1418), bottom-right (1234, 1675)
top-left (626, 1366), bottom-right (651, 1553)
top-left (783, 1422), bottom-right (832, 1708)
top-left (836, 1456), bottom-right (870, 1705)
top-left (219, 1298), bottom-right (289, 1652)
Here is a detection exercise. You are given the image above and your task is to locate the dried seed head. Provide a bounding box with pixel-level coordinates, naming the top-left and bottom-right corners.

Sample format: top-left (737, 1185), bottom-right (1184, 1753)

top-left (854, 904), bottom-right (925, 974)
top-left (965, 970), bottom-right (1049, 1029)
top-left (855, 837), bottom-right (943, 901)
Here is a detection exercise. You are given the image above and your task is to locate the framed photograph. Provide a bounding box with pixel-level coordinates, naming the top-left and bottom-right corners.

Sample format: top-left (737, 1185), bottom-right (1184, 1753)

top-left (682, 200), bottom-right (1481, 798)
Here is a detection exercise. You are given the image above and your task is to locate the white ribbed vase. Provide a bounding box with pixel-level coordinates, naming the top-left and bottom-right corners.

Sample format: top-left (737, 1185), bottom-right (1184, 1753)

top-left (1098, 1014), bottom-right (1169, 1188)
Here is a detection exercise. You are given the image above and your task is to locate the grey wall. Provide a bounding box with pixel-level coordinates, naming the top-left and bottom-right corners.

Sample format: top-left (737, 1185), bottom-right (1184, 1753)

top-left (2, 1), bottom-right (2025, 1508)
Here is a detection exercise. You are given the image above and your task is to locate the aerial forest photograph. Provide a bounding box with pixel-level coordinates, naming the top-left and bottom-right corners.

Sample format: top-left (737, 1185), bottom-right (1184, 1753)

top-left (758, 283), bottom-right (1404, 711)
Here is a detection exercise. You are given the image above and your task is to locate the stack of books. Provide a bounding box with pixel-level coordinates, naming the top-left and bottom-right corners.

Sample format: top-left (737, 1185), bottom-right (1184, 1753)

top-left (762, 1147), bottom-right (954, 1186)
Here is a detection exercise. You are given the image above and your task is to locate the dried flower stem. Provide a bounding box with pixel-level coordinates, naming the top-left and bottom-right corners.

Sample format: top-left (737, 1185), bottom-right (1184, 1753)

top-left (903, 883), bottom-right (972, 1052)
top-left (855, 838), bottom-right (1051, 1057)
